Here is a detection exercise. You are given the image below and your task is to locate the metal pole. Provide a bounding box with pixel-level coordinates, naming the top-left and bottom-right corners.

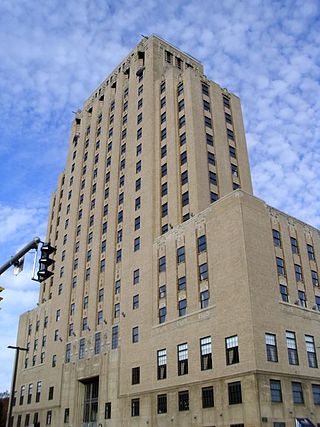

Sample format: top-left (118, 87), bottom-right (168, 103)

top-left (7, 346), bottom-right (28, 427)
top-left (0, 237), bottom-right (41, 276)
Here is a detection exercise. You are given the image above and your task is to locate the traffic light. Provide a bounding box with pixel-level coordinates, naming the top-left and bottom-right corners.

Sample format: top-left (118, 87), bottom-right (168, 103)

top-left (0, 286), bottom-right (4, 302)
top-left (37, 243), bottom-right (55, 283)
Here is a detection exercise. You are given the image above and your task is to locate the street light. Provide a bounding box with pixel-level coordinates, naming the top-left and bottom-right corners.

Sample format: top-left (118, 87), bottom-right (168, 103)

top-left (7, 346), bottom-right (28, 427)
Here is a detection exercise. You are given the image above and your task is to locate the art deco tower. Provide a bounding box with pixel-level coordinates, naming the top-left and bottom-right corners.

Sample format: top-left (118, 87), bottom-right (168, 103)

top-left (10, 36), bottom-right (320, 427)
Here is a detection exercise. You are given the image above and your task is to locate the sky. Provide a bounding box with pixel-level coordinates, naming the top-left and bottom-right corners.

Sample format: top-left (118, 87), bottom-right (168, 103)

top-left (0, 0), bottom-right (320, 390)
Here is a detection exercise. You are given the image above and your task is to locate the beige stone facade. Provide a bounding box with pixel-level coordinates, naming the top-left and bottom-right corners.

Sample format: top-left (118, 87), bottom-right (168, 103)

top-left (9, 36), bottom-right (320, 427)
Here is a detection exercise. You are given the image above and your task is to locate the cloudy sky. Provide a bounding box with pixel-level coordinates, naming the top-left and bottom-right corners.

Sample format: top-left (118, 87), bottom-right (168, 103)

top-left (0, 0), bottom-right (319, 390)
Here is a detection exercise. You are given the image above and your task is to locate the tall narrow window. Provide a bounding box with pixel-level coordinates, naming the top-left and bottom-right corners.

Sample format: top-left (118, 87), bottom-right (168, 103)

top-left (200, 336), bottom-right (212, 370)
top-left (202, 386), bottom-right (214, 408)
top-left (198, 235), bottom-right (207, 253)
top-left (177, 343), bottom-right (188, 375)
top-left (132, 367), bottom-right (140, 385)
top-left (290, 237), bottom-right (299, 254)
top-left (157, 349), bottom-right (167, 380)
top-left (111, 326), bottom-right (118, 349)
top-left (286, 331), bottom-right (299, 365)
top-left (178, 391), bottom-right (189, 411)
top-left (265, 333), bottom-right (278, 362)
top-left (79, 338), bottom-right (85, 359)
top-left (178, 299), bottom-right (187, 316)
top-left (292, 382), bottom-right (304, 404)
top-left (94, 332), bottom-right (101, 355)
top-left (305, 335), bottom-right (318, 368)
top-left (276, 257), bottom-right (285, 275)
top-left (131, 398), bottom-right (140, 417)
top-left (272, 229), bottom-right (281, 247)
top-left (226, 335), bottom-right (239, 365)
top-left (270, 380), bottom-right (282, 402)
top-left (157, 394), bottom-right (167, 414)
top-left (228, 381), bottom-right (242, 404)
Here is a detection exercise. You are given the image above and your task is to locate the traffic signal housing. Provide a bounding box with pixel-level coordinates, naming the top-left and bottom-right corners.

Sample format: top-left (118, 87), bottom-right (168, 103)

top-left (37, 243), bottom-right (55, 283)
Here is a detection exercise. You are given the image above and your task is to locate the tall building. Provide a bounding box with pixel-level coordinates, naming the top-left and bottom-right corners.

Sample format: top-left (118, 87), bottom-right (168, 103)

top-left (9, 35), bottom-right (320, 427)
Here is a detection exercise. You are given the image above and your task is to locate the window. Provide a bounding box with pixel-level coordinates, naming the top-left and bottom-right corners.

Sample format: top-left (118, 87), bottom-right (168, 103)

top-left (133, 269), bottom-right (140, 285)
top-left (111, 326), bottom-right (118, 349)
top-left (305, 335), bottom-right (318, 368)
top-left (178, 391), bottom-right (189, 411)
top-left (298, 290), bottom-right (307, 307)
top-left (270, 380), bottom-right (282, 402)
top-left (266, 333), bottom-right (278, 362)
top-left (97, 310), bottom-right (103, 325)
top-left (134, 237), bottom-right (141, 251)
top-left (316, 295), bottom-right (320, 311)
top-left (64, 408), bottom-right (70, 423)
top-left (177, 246), bottom-right (185, 263)
top-left (199, 263), bottom-right (208, 281)
top-left (307, 244), bottom-right (315, 260)
top-left (280, 285), bottom-right (288, 302)
top-left (203, 100), bottom-right (210, 111)
top-left (161, 182), bottom-right (167, 196)
top-left (202, 386), bottom-right (214, 408)
top-left (46, 410), bottom-right (52, 425)
top-left (312, 384), bottom-right (320, 405)
top-left (136, 160), bottom-right (141, 173)
top-left (160, 81), bottom-right (165, 93)
top-left (286, 331), bottom-right (299, 365)
top-left (182, 191), bottom-right (189, 206)
top-left (19, 385), bottom-right (25, 405)
top-left (200, 290), bottom-right (209, 309)
top-left (114, 303), bottom-right (120, 318)
top-left (157, 394), bottom-right (167, 414)
top-left (160, 128), bottom-right (166, 141)
top-left (78, 338), bottom-right (85, 359)
top-left (178, 276), bottom-right (186, 291)
top-left (105, 402), bottom-right (111, 419)
top-left (117, 229), bottom-right (122, 243)
top-left (181, 170), bottom-right (188, 185)
top-left (198, 235), bottom-right (206, 253)
top-left (204, 116), bottom-right (212, 128)
top-left (159, 307), bottom-right (166, 324)
top-left (228, 381), bottom-right (242, 404)
top-left (179, 133), bottom-right (186, 147)
top-left (206, 133), bottom-right (213, 146)
top-left (116, 249), bottom-right (122, 263)
top-left (311, 270), bottom-right (319, 286)
top-left (137, 128), bottom-right (142, 140)
top-left (294, 264), bottom-right (303, 281)
top-left (138, 98), bottom-right (143, 109)
top-left (82, 317), bottom-right (88, 331)
top-left (292, 382), bottom-right (304, 404)
top-left (177, 343), bottom-right (188, 375)
top-left (272, 229), bottom-right (281, 247)
top-left (178, 99), bottom-right (184, 112)
top-left (179, 115), bottom-right (185, 128)
top-left (208, 152), bottom-right (215, 166)
top-left (48, 386), bottom-right (54, 400)
top-left (52, 355), bottom-right (57, 367)
top-left (65, 343), bottom-right (71, 363)
top-left (227, 129), bottom-right (234, 140)
top-left (225, 112), bottom-right (232, 124)
top-left (178, 299), bottom-right (187, 316)
top-left (161, 144), bottom-right (167, 158)
top-left (180, 151), bottom-right (187, 165)
top-left (135, 178), bottom-right (141, 191)
top-left (27, 384), bottom-right (33, 404)
top-left (276, 257), bottom-right (285, 275)
top-left (200, 336), bottom-right (212, 370)
top-left (161, 202), bottom-right (168, 217)
top-left (161, 163), bottom-right (167, 177)
top-left (229, 145), bottom-right (236, 158)
top-left (159, 285), bottom-right (166, 298)
top-left (226, 335), bottom-right (239, 365)
top-left (132, 326), bottom-right (139, 343)
top-left (133, 294), bottom-right (139, 310)
top-left (290, 237), bottom-right (299, 254)
top-left (114, 280), bottom-right (121, 295)
top-left (132, 367), bottom-right (140, 385)
top-left (159, 256), bottom-right (166, 272)
top-left (131, 398), bottom-right (140, 417)
top-left (177, 81), bottom-right (183, 95)
top-left (157, 349), bottom-right (167, 380)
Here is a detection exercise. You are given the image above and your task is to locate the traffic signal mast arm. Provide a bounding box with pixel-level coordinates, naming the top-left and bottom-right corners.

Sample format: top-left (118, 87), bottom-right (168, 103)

top-left (0, 237), bottom-right (41, 276)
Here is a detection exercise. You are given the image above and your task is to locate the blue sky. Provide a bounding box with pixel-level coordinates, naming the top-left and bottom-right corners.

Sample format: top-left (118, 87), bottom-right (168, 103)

top-left (0, 0), bottom-right (319, 390)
